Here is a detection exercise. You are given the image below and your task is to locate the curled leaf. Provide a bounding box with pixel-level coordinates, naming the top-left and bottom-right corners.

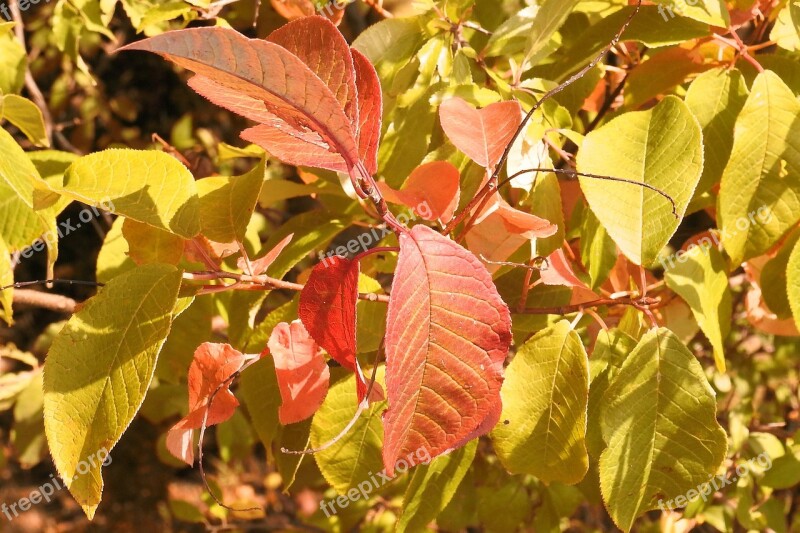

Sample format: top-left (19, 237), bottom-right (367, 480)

top-left (377, 161), bottom-right (461, 223)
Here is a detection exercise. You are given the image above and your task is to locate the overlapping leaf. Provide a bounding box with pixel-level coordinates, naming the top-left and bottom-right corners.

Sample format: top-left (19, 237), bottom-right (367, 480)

top-left (377, 161), bottom-right (461, 224)
top-left (299, 256), bottom-right (369, 402)
top-left (122, 16), bottom-right (382, 177)
top-left (383, 225), bottom-right (512, 473)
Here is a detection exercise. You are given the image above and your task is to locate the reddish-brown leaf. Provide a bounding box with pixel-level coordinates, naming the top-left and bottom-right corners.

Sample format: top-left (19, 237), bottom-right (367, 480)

top-left (238, 233), bottom-right (294, 276)
top-left (439, 97), bottom-right (522, 169)
top-left (351, 49), bottom-right (383, 175)
top-left (377, 161), bottom-right (461, 224)
top-left (383, 225), bottom-right (512, 473)
top-left (298, 256), bottom-right (370, 402)
top-left (270, 320), bottom-right (331, 424)
top-left (120, 25), bottom-right (360, 171)
top-left (166, 343), bottom-right (246, 465)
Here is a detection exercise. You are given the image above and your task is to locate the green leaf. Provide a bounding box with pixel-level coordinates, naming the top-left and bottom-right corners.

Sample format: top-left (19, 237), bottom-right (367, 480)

top-left (760, 227), bottom-right (800, 318)
top-left (121, 218), bottom-right (185, 266)
top-left (96, 217), bottom-right (136, 284)
top-left (577, 96), bottom-right (703, 266)
top-left (787, 237), bottom-right (800, 331)
top-left (239, 357), bottom-right (282, 451)
top-left (397, 439), bottom-right (477, 533)
top-left (771, 0), bottom-right (800, 52)
top-left (196, 160), bottom-right (265, 244)
top-left (352, 17), bottom-right (426, 92)
top-left (0, 94), bottom-right (49, 147)
top-left (0, 127), bottom-right (58, 274)
top-left (0, 32), bottom-right (25, 95)
top-left (28, 150), bottom-right (78, 214)
top-left (43, 264), bottom-right (183, 518)
top-left (599, 328), bottom-right (727, 532)
top-left (59, 149), bottom-right (201, 238)
top-left (664, 238), bottom-right (732, 372)
top-left (523, 0), bottom-right (580, 65)
top-left (492, 320), bottom-right (589, 485)
top-left (579, 206), bottom-right (617, 290)
top-left (719, 71), bottom-right (800, 265)
top-left (311, 369), bottom-right (386, 495)
top-left (685, 68), bottom-right (749, 196)
top-left (476, 479), bottom-right (530, 532)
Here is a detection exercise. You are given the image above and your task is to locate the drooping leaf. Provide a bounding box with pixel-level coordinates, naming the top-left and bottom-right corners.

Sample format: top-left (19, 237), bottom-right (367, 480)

top-left (439, 97), bottom-right (522, 170)
top-left (310, 368), bottom-right (387, 495)
top-left (166, 343), bottom-right (246, 466)
top-left (59, 149), bottom-right (201, 238)
top-left (0, 237), bottom-right (12, 324)
top-left (269, 320), bottom-right (330, 424)
top-left (664, 237), bottom-right (732, 371)
top-left (576, 96), bottom-right (703, 266)
top-left (121, 20), bottom-right (361, 172)
top-left (397, 439), bottom-right (477, 533)
top-left (383, 225), bottom-right (512, 473)
top-left (377, 161), bottom-right (461, 224)
top-left (299, 256), bottom-right (368, 402)
top-left (43, 264), bottom-right (182, 518)
top-left (492, 320), bottom-right (590, 485)
top-left (719, 70), bottom-right (800, 265)
top-left (599, 328), bottom-right (727, 532)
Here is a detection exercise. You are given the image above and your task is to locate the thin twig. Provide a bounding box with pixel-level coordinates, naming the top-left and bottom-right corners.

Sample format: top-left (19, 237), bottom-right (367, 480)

top-left (500, 167), bottom-right (678, 217)
top-left (198, 357), bottom-right (262, 512)
top-left (519, 295), bottom-right (660, 315)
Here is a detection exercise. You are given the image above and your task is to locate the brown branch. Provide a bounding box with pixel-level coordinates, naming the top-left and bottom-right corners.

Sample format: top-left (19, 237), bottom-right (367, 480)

top-left (183, 271), bottom-right (390, 303)
top-left (12, 289), bottom-right (77, 313)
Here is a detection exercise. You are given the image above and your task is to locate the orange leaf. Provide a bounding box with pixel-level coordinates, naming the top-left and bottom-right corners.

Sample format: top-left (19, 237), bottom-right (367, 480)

top-left (270, 320), bottom-right (331, 424)
top-left (377, 161), bottom-right (461, 223)
top-left (239, 233), bottom-right (294, 276)
top-left (166, 343), bottom-right (246, 465)
top-left (439, 97), bottom-right (522, 169)
top-left (540, 249), bottom-right (599, 304)
top-left (383, 225), bottom-right (512, 473)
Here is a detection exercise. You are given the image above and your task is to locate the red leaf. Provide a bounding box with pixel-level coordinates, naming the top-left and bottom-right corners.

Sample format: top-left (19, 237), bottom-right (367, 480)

top-left (351, 49), bottom-right (383, 176)
top-left (238, 233), bottom-right (294, 276)
top-left (166, 343), bottom-right (246, 465)
top-left (377, 161), bottom-right (461, 223)
top-left (270, 320), bottom-right (331, 424)
top-left (120, 23), bottom-right (360, 171)
top-left (298, 256), bottom-right (370, 402)
top-left (439, 97), bottom-right (522, 169)
top-left (383, 225), bottom-right (512, 473)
